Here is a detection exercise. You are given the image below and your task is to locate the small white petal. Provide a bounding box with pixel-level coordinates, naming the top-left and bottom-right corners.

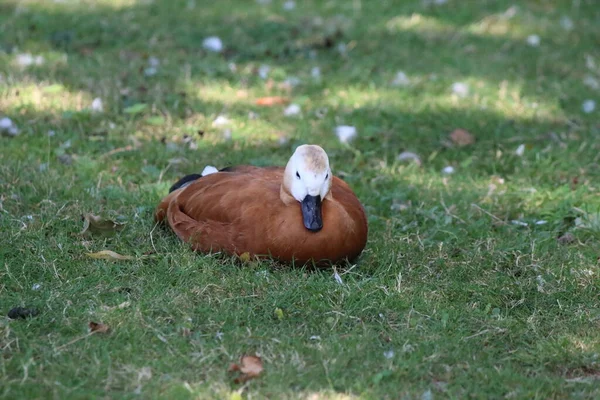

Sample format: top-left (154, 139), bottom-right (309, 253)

top-left (212, 115), bottom-right (230, 126)
top-left (283, 103), bottom-right (301, 116)
top-left (215, 331), bottom-right (224, 340)
top-left (7, 126), bottom-right (19, 136)
top-left (511, 220), bottom-right (528, 226)
top-left (258, 64), bottom-right (270, 79)
top-left (582, 100), bottom-right (596, 114)
top-left (91, 98), bottom-right (103, 113)
top-left (526, 34), bottom-right (540, 47)
top-left (309, 335), bottom-right (321, 340)
top-left (32, 283), bottom-right (41, 290)
top-left (333, 270), bottom-right (343, 285)
top-left (421, 389), bottom-right (433, 400)
top-left (396, 151), bottom-right (421, 165)
top-left (311, 66), bottom-right (321, 79)
top-left (502, 6), bottom-right (518, 19)
top-left (560, 16), bottom-right (574, 31)
top-left (202, 36), bottom-right (223, 53)
top-left (392, 71), bottom-right (410, 86)
top-left (201, 166), bottom-right (218, 176)
top-left (144, 67), bottom-right (158, 76)
top-left (583, 75), bottom-right (599, 90)
top-left (515, 144), bottom-right (525, 156)
top-left (585, 55), bottom-right (596, 70)
top-left (284, 76), bottom-right (301, 87)
top-left (0, 117), bottom-right (13, 129)
top-left (47, 130), bottom-right (56, 137)
top-left (451, 82), bottom-right (469, 97)
top-left (282, 0), bottom-right (295, 10)
top-left (16, 53), bottom-right (34, 67)
top-left (535, 220), bottom-right (548, 225)
top-left (148, 56), bottom-right (160, 67)
top-left (335, 125), bottom-right (357, 143)
top-left (442, 166), bottom-right (455, 174)
top-left (383, 350), bottom-right (395, 359)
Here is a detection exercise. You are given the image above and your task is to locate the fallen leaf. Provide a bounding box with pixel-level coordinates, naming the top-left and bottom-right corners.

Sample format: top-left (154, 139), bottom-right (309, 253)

top-left (238, 252), bottom-right (251, 262)
top-left (89, 321), bottom-right (110, 333)
top-left (274, 307), bottom-right (284, 320)
top-left (7, 307), bottom-right (39, 319)
top-left (449, 128), bottom-right (475, 146)
top-left (80, 214), bottom-right (126, 236)
top-left (86, 250), bottom-right (136, 260)
top-left (558, 232), bottom-right (575, 245)
top-left (229, 355), bottom-right (264, 383)
top-left (255, 96), bottom-right (290, 106)
top-left (230, 392), bottom-right (243, 400)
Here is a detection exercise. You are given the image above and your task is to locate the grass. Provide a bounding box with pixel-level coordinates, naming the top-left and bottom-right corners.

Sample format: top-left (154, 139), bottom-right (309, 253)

top-left (1, 0), bottom-right (600, 398)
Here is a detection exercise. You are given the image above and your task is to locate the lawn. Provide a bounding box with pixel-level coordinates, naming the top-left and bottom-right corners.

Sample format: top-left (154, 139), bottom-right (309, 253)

top-left (1, 0), bottom-right (600, 398)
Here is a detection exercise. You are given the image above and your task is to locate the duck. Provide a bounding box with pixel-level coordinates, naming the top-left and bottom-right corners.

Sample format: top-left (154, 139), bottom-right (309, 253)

top-left (155, 144), bottom-right (368, 265)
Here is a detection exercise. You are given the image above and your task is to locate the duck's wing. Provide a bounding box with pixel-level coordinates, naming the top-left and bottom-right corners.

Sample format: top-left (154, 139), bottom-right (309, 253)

top-left (156, 166), bottom-right (283, 254)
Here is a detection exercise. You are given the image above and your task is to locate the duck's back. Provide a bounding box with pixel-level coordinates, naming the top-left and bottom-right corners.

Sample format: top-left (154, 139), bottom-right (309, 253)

top-left (156, 166), bottom-right (368, 264)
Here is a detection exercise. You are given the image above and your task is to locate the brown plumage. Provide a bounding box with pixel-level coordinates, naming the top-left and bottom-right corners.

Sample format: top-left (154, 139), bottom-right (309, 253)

top-left (155, 145), bottom-right (368, 265)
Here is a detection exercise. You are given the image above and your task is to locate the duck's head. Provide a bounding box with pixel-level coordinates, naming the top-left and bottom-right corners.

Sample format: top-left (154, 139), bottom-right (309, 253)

top-left (282, 144), bottom-right (332, 232)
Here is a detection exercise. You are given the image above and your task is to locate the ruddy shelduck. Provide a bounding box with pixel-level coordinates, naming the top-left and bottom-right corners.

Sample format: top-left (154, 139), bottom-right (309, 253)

top-left (155, 145), bottom-right (368, 265)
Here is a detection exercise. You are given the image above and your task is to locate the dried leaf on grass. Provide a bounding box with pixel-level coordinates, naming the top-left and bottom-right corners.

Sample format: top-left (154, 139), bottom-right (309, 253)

top-left (86, 250), bottom-right (136, 260)
top-left (255, 96), bottom-right (290, 106)
top-left (80, 214), bottom-right (125, 236)
top-left (89, 321), bottom-right (110, 333)
top-left (228, 355), bottom-right (264, 383)
top-left (449, 128), bottom-right (475, 147)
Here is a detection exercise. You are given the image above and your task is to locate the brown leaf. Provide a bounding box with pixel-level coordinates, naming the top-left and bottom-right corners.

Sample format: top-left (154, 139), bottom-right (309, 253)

top-left (558, 232), bottom-right (575, 245)
top-left (80, 214), bottom-right (125, 236)
top-left (449, 128), bottom-right (475, 147)
top-left (86, 250), bottom-right (136, 260)
top-left (89, 321), bottom-right (110, 333)
top-left (255, 96), bottom-right (290, 106)
top-left (229, 355), bottom-right (263, 383)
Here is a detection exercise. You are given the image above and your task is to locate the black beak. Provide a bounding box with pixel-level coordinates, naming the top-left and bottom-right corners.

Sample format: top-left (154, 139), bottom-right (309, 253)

top-left (301, 195), bottom-right (323, 232)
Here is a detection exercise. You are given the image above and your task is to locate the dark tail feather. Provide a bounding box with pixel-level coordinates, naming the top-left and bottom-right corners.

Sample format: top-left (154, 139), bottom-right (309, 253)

top-left (169, 174), bottom-right (203, 193)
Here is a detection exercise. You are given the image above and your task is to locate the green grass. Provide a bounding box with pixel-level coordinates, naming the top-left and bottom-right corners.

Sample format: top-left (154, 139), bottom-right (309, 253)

top-left (1, 0), bottom-right (600, 398)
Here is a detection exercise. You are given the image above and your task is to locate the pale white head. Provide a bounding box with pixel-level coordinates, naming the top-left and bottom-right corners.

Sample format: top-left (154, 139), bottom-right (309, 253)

top-left (282, 145), bottom-right (332, 232)
top-left (285, 145), bottom-right (332, 200)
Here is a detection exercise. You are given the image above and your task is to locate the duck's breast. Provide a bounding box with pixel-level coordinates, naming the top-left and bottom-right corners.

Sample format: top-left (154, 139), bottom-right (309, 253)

top-left (265, 177), bottom-right (368, 264)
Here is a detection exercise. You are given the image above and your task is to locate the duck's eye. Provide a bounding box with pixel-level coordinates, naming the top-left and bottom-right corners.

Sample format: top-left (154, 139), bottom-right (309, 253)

top-left (296, 171), bottom-right (301, 180)
top-left (325, 173), bottom-right (329, 179)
